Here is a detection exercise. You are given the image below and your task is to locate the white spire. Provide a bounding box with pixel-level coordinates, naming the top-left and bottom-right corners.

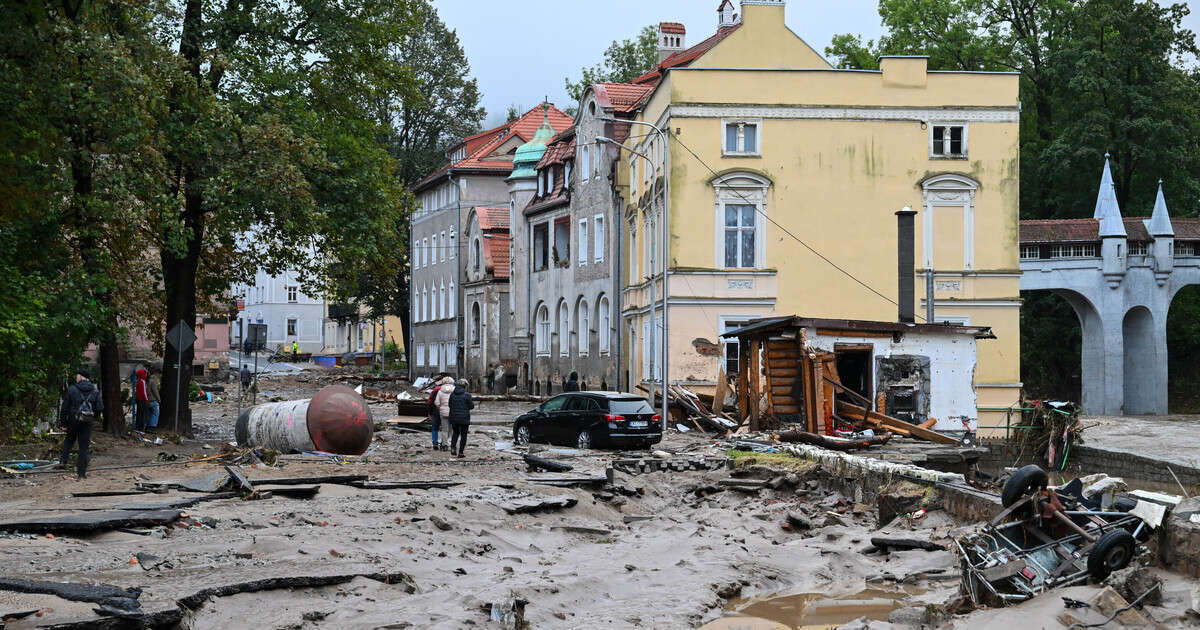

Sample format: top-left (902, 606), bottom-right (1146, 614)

top-left (1095, 153), bottom-right (1126, 237)
top-left (1146, 179), bottom-right (1174, 237)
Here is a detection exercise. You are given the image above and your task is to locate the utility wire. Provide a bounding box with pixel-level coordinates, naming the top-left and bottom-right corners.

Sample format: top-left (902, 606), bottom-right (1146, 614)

top-left (669, 133), bottom-right (928, 323)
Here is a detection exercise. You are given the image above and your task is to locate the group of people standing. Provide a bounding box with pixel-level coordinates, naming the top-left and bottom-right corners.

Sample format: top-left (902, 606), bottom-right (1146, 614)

top-left (130, 365), bottom-right (161, 432)
top-left (426, 376), bottom-right (473, 457)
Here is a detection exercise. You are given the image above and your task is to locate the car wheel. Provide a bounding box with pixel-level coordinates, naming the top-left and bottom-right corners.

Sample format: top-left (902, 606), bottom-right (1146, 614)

top-left (514, 424), bottom-right (531, 446)
top-left (576, 430), bottom-right (593, 450)
top-left (1001, 465), bottom-right (1049, 510)
top-left (1087, 529), bottom-right (1135, 580)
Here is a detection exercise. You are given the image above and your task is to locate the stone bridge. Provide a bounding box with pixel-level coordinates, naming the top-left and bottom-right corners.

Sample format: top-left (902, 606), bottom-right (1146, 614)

top-left (1019, 157), bottom-right (1200, 415)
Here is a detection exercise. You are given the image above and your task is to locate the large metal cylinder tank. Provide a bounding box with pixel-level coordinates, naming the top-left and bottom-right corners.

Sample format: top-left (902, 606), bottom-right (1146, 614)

top-left (235, 384), bottom-right (373, 455)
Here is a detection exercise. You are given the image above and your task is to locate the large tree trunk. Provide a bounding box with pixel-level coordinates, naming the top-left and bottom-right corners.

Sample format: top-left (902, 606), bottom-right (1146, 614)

top-left (98, 328), bottom-right (124, 435)
top-left (159, 186), bottom-right (204, 436)
top-left (158, 0), bottom-right (205, 437)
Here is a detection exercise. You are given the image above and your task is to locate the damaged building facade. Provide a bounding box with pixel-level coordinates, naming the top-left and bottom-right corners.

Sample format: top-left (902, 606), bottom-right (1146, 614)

top-left (612, 0), bottom-right (1021, 433)
top-left (409, 105), bottom-right (573, 380)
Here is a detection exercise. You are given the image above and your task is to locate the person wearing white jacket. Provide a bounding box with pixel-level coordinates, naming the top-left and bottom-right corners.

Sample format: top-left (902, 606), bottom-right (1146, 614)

top-left (435, 376), bottom-right (455, 427)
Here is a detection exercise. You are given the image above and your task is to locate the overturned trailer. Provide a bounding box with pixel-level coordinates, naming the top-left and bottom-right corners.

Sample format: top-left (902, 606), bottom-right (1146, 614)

top-left (721, 316), bottom-right (993, 440)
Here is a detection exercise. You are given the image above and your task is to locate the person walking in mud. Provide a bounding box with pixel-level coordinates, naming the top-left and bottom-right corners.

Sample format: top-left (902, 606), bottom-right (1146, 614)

top-left (59, 368), bottom-right (101, 480)
top-left (447, 379), bottom-right (474, 458)
top-left (428, 376), bottom-right (453, 450)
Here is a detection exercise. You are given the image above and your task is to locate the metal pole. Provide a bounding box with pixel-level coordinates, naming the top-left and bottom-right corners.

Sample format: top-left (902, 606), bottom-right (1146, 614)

top-left (237, 319), bottom-right (243, 421)
top-left (926, 268), bottom-right (935, 323)
top-left (659, 126), bottom-right (670, 432)
top-left (173, 340), bottom-right (182, 434)
top-left (648, 168), bottom-right (656, 421)
top-left (381, 316), bottom-right (386, 375)
top-left (253, 334), bottom-right (258, 405)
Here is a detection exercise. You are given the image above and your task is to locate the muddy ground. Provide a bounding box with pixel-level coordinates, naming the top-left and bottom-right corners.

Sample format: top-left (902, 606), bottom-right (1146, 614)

top-left (2, 370), bottom-right (1198, 629)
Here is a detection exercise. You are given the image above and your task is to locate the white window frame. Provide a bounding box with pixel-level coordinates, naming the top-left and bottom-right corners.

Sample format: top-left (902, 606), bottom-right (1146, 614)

top-left (448, 281), bottom-right (456, 318)
top-left (1128, 241), bottom-right (1148, 256)
top-left (628, 217), bottom-right (639, 281)
top-left (286, 317), bottom-right (297, 337)
top-left (577, 298), bottom-right (590, 356)
top-left (712, 172), bottom-right (770, 269)
top-left (629, 157), bottom-right (637, 196)
top-left (440, 231), bottom-right (447, 262)
top-left (721, 118), bottom-right (762, 156)
top-left (449, 229), bottom-right (456, 259)
top-left (578, 218), bottom-right (589, 266)
top-left (558, 301), bottom-right (570, 357)
top-left (921, 173), bottom-right (978, 271)
top-left (535, 304), bottom-right (551, 356)
top-left (415, 343), bottom-right (424, 367)
top-left (581, 145), bottom-right (591, 182)
top-left (719, 316), bottom-right (754, 377)
top-left (593, 214), bottom-right (605, 263)
top-left (930, 123), bottom-right (968, 159)
top-left (598, 296), bottom-right (611, 355)
top-left (423, 238), bottom-right (429, 267)
top-left (446, 341), bottom-right (457, 366)
top-left (1176, 242), bottom-right (1195, 256)
top-left (439, 280), bottom-right (446, 319)
top-left (286, 285), bottom-right (298, 303)
top-left (1020, 245), bottom-right (1040, 260)
top-left (1051, 243), bottom-right (1098, 258)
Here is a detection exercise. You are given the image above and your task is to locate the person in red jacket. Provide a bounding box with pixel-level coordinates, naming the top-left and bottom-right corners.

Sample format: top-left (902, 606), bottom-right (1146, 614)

top-left (135, 367), bottom-right (150, 431)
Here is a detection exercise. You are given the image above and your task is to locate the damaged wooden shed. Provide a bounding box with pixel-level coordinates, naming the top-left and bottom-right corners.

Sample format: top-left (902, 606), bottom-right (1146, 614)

top-left (721, 316), bottom-right (994, 441)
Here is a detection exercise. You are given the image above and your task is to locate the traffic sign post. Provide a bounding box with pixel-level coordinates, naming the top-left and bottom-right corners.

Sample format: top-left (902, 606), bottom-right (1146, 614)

top-left (166, 320), bottom-right (196, 434)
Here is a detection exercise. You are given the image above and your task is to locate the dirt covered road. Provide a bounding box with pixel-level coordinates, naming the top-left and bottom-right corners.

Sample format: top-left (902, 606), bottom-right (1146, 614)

top-left (1, 372), bottom-right (1197, 629)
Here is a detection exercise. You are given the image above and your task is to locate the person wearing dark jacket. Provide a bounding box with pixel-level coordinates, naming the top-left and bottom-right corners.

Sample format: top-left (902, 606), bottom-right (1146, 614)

top-left (447, 379), bottom-right (474, 458)
top-left (59, 369), bottom-right (101, 479)
top-left (564, 372), bottom-right (580, 392)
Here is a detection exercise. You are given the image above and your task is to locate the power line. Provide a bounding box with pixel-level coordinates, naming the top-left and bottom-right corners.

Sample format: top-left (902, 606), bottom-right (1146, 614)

top-left (669, 134), bottom-right (927, 323)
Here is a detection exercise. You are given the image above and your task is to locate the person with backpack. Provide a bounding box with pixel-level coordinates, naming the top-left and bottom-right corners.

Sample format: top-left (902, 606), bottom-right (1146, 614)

top-left (59, 368), bottom-right (101, 479)
top-left (447, 379), bottom-right (474, 458)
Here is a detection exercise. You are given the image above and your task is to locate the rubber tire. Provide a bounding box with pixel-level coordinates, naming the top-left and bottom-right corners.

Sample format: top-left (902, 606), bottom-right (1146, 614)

top-left (1088, 529), bottom-right (1135, 580)
top-left (1002, 465), bottom-right (1050, 508)
top-left (514, 424), bottom-right (531, 446)
top-left (1113, 497), bottom-right (1137, 512)
top-left (576, 430), bottom-right (593, 450)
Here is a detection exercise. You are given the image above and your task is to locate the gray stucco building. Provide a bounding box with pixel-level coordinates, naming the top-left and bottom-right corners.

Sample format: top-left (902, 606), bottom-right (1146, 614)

top-left (409, 105), bottom-right (573, 380)
top-left (507, 89), bottom-right (649, 394)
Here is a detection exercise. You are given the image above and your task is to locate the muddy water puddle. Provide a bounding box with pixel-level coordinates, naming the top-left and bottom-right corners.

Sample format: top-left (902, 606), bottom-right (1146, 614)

top-left (702, 586), bottom-right (925, 630)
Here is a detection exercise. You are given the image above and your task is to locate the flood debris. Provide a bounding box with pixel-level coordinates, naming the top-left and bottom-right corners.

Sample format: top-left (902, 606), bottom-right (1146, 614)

top-left (0, 508), bottom-right (183, 534)
top-left (957, 464), bottom-right (1161, 606)
top-left (523, 473), bottom-right (608, 488)
top-left (523, 453), bottom-right (573, 473)
top-left (0, 578), bottom-right (143, 611)
top-left (498, 495), bottom-right (577, 515)
top-left (869, 537), bottom-right (946, 553)
top-left (176, 572), bottom-right (416, 611)
top-left (236, 384), bottom-right (374, 455)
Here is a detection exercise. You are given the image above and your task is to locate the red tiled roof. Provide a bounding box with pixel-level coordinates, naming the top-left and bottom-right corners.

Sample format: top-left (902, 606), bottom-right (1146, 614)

top-left (476, 206), bottom-right (510, 231)
top-left (593, 83), bottom-right (654, 114)
top-left (659, 22), bottom-right (686, 35)
top-left (632, 24), bottom-right (740, 85)
top-left (413, 104), bottom-right (574, 191)
top-left (482, 234), bottom-right (511, 279)
top-left (1019, 217), bottom-right (1200, 243)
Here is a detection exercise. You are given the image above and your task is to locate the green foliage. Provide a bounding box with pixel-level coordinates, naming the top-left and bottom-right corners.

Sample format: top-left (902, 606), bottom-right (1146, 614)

top-left (564, 25), bottom-right (659, 103)
top-left (837, 0), bottom-right (1200, 407)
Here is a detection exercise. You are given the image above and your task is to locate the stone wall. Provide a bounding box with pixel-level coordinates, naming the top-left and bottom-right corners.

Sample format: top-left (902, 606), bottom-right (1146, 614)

top-left (977, 440), bottom-right (1200, 492)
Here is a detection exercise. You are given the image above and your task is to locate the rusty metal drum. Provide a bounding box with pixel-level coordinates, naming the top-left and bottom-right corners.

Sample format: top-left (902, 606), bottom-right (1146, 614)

top-left (235, 385), bottom-right (373, 455)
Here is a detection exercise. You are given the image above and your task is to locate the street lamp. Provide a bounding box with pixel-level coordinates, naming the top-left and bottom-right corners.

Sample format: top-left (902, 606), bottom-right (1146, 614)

top-left (597, 119), bottom-right (670, 431)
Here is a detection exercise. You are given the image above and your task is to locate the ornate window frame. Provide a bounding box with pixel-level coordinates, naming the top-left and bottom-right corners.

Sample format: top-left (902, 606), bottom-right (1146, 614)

top-left (711, 172), bottom-right (770, 269)
top-left (921, 173), bottom-right (979, 270)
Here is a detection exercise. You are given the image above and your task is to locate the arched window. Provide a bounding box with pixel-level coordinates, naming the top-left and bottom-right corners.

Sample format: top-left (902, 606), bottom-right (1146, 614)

top-left (598, 296), bottom-right (611, 355)
top-left (471, 302), bottom-right (481, 346)
top-left (448, 281), bottom-right (456, 318)
top-left (558, 301), bottom-right (570, 357)
top-left (473, 237), bottom-right (482, 272)
top-left (439, 280), bottom-right (446, 319)
top-left (577, 298), bottom-right (590, 356)
top-left (535, 304), bottom-right (550, 355)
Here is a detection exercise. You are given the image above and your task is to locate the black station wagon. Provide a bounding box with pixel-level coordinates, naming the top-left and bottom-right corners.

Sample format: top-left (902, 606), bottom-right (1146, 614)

top-left (512, 392), bottom-right (662, 450)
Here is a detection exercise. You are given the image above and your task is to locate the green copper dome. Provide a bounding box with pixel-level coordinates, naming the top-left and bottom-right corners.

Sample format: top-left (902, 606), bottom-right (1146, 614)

top-left (508, 104), bottom-right (557, 181)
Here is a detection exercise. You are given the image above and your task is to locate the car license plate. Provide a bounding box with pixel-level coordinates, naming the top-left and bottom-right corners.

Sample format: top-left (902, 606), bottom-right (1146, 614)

top-left (629, 421), bottom-right (648, 428)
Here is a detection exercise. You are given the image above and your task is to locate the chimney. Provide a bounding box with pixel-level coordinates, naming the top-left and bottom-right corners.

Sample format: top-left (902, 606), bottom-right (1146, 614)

top-left (717, 0), bottom-right (738, 27)
top-left (895, 207), bottom-right (917, 323)
top-left (657, 22), bottom-right (686, 62)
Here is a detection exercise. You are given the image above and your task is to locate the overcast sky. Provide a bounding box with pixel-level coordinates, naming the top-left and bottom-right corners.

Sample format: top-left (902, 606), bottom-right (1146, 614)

top-left (434, 0), bottom-right (1200, 128)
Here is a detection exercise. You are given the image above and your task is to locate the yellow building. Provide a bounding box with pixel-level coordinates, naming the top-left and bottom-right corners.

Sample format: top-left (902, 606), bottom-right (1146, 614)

top-left (616, 0), bottom-right (1021, 434)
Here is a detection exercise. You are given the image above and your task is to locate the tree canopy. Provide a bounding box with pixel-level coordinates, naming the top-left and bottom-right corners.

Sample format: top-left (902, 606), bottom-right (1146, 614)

top-left (828, 0), bottom-right (1200, 407)
top-left (565, 25), bottom-right (659, 103)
